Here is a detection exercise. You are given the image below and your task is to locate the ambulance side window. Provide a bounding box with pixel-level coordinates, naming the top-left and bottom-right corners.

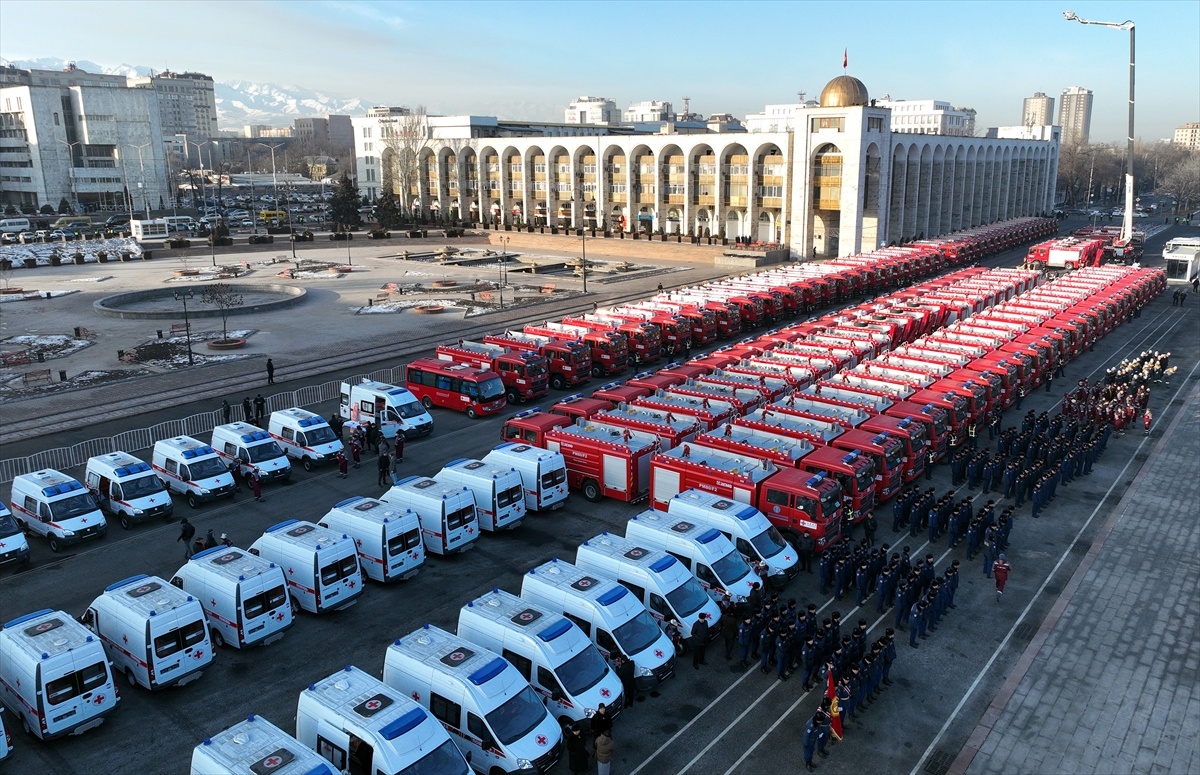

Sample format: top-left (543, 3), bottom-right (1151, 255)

top-left (429, 693), bottom-right (461, 729)
top-left (223, 442), bottom-right (237, 457)
top-left (736, 537), bottom-right (757, 558)
top-left (170, 577), bottom-right (184, 589)
top-left (360, 400), bottom-right (375, 415)
top-left (110, 484), bottom-right (124, 501)
top-left (23, 496), bottom-right (38, 514)
top-left (467, 713), bottom-right (495, 750)
top-left (619, 580), bottom-right (646, 602)
top-left (179, 465), bottom-right (192, 481)
top-left (295, 432), bottom-right (307, 446)
top-left (503, 649), bottom-right (532, 681)
top-left (317, 737), bottom-right (347, 771)
top-left (649, 594), bottom-right (669, 618)
top-left (537, 666), bottom-right (566, 700)
top-left (38, 502), bottom-right (52, 522)
top-left (80, 609), bottom-right (96, 629)
top-left (563, 611), bottom-right (591, 636)
top-left (696, 564), bottom-right (718, 587)
top-left (87, 472), bottom-right (101, 489)
top-left (668, 551), bottom-right (692, 570)
top-left (238, 449), bottom-right (249, 463)
top-left (281, 428), bottom-right (295, 442)
top-left (339, 390), bottom-right (350, 408)
top-left (596, 629), bottom-right (620, 656)
top-left (166, 460), bottom-right (178, 475)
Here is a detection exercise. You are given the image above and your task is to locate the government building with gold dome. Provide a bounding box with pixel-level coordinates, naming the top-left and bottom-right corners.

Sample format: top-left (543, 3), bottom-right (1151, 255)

top-left (354, 75), bottom-right (1059, 260)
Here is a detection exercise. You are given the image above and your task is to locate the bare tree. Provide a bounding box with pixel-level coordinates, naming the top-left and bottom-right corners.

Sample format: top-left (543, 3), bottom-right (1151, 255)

top-left (1159, 153), bottom-right (1200, 214)
top-left (379, 107), bottom-right (431, 219)
top-left (201, 283), bottom-right (244, 342)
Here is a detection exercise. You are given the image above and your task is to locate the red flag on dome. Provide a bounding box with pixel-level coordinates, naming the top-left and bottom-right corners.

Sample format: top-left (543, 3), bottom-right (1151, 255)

top-left (843, 49), bottom-right (848, 71)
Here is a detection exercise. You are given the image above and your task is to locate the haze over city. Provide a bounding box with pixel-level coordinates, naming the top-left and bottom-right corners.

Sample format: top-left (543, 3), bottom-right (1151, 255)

top-left (1, 0), bottom-right (1196, 142)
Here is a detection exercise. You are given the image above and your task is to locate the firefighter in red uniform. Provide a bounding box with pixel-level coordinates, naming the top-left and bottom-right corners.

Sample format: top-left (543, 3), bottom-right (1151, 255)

top-left (1143, 408), bottom-right (1152, 436)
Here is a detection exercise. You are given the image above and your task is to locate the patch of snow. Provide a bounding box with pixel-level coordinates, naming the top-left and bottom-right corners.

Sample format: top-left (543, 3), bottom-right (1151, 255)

top-left (2, 335), bottom-right (91, 360)
top-left (0, 237), bottom-right (142, 266)
top-left (352, 298), bottom-right (481, 317)
top-left (67, 276), bottom-right (112, 282)
top-left (0, 290), bottom-right (78, 303)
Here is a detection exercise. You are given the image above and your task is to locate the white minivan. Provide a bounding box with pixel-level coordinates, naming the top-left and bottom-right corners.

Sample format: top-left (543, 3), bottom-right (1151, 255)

top-left (625, 511), bottom-right (757, 605)
top-left (191, 713), bottom-right (336, 775)
top-left (482, 443), bottom-right (569, 512)
top-left (297, 666), bottom-right (469, 775)
top-left (153, 436), bottom-right (237, 509)
top-left (667, 489), bottom-right (799, 588)
top-left (81, 574), bottom-right (213, 690)
top-left (575, 532), bottom-right (721, 636)
top-left (457, 589), bottom-right (624, 728)
top-left (249, 520), bottom-right (364, 614)
top-left (436, 458), bottom-right (526, 532)
top-left (171, 546), bottom-right (293, 649)
top-left (339, 380), bottom-right (434, 440)
top-left (85, 451), bottom-right (174, 530)
top-left (9, 469), bottom-right (107, 553)
top-left (0, 504), bottom-right (31, 569)
top-left (384, 625), bottom-right (564, 775)
top-left (318, 497), bottom-right (425, 583)
top-left (521, 559), bottom-right (675, 691)
top-left (0, 609), bottom-right (119, 739)
top-left (381, 477), bottom-right (479, 556)
top-left (211, 422), bottom-right (292, 484)
top-left (268, 408), bottom-right (344, 471)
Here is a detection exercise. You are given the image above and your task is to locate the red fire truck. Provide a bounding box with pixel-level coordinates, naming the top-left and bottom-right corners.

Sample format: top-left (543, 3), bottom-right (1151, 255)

top-left (909, 389), bottom-right (970, 448)
top-left (608, 306), bottom-right (693, 356)
top-left (523, 321), bottom-right (628, 377)
top-left (857, 414), bottom-right (927, 482)
top-left (885, 401), bottom-right (950, 462)
top-left (548, 394), bottom-right (613, 422)
top-left (659, 296), bottom-right (743, 339)
top-left (1025, 237), bottom-right (1105, 271)
top-left (591, 381), bottom-right (651, 406)
top-left (404, 358), bottom-right (507, 419)
top-left (632, 391), bottom-right (736, 431)
top-left (639, 300), bottom-right (720, 344)
top-left (544, 418), bottom-right (660, 502)
top-left (797, 446), bottom-right (878, 521)
top-left (590, 405), bottom-right (703, 450)
top-left (665, 380), bottom-right (763, 416)
top-left (649, 443), bottom-right (846, 552)
top-left (484, 330), bottom-right (592, 390)
top-left (501, 409), bottom-right (569, 445)
top-left (435, 340), bottom-right (549, 404)
top-left (562, 314), bottom-right (662, 365)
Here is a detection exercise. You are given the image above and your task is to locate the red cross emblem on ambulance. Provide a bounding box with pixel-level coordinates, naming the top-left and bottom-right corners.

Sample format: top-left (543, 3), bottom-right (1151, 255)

top-left (264, 755), bottom-right (283, 769)
top-left (356, 539), bottom-right (363, 547)
top-left (81, 517), bottom-right (88, 524)
top-left (35, 622), bottom-right (53, 633)
top-left (578, 579), bottom-right (591, 588)
top-left (365, 699), bottom-right (382, 711)
top-left (211, 599), bottom-right (217, 608)
top-left (347, 580), bottom-right (356, 589)
top-left (287, 567), bottom-right (294, 576)
top-left (93, 694), bottom-right (106, 705)
top-left (600, 688), bottom-right (611, 698)
top-left (449, 651), bottom-right (465, 662)
top-left (655, 649), bottom-right (664, 658)
top-left (412, 691), bottom-right (421, 701)
top-left (123, 634), bottom-right (128, 644)
top-left (536, 735), bottom-right (548, 746)
top-left (192, 649), bottom-right (205, 659)
top-left (519, 612), bottom-right (533, 621)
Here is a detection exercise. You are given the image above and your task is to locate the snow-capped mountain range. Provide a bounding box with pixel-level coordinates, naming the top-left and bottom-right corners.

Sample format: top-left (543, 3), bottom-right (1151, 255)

top-left (0, 57), bottom-right (373, 128)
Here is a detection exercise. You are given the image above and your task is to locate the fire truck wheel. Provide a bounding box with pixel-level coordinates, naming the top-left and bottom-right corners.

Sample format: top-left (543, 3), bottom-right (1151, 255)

top-left (551, 375), bottom-right (565, 391)
top-left (582, 479), bottom-right (602, 502)
top-left (592, 365), bottom-right (602, 378)
top-left (506, 389), bottom-right (519, 405)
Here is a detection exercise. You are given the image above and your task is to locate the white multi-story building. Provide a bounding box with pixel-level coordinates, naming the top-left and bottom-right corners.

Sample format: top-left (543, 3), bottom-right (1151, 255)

top-left (0, 63), bottom-right (168, 213)
top-left (1022, 93), bottom-right (1055, 127)
top-left (1173, 122), bottom-right (1200, 150)
top-left (875, 98), bottom-right (976, 137)
top-left (623, 101), bottom-right (673, 123)
top-left (744, 101), bottom-right (820, 133)
top-left (355, 76), bottom-right (1058, 257)
top-left (987, 125), bottom-right (1062, 142)
top-left (565, 97), bottom-right (618, 126)
top-left (1059, 86), bottom-right (1093, 144)
top-left (127, 71), bottom-right (218, 138)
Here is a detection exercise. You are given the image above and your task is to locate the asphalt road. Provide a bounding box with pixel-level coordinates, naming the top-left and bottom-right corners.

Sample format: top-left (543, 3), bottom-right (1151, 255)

top-left (1, 218), bottom-right (1195, 775)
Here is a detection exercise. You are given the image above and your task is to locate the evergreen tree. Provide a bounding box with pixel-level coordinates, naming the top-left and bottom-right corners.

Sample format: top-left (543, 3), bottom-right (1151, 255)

top-left (375, 187), bottom-right (402, 230)
top-left (329, 173), bottom-right (362, 230)
top-left (57, 197), bottom-right (73, 214)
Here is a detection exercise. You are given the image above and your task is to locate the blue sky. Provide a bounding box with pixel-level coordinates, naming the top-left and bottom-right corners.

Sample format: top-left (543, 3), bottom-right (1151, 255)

top-left (2, 0), bottom-right (1196, 142)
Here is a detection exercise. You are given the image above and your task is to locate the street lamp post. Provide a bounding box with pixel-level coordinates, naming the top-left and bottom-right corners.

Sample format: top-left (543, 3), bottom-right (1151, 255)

top-left (56, 139), bottom-right (83, 215)
top-left (185, 139), bottom-right (210, 210)
top-left (173, 289), bottom-right (196, 365)
top-left (499, 236), bottom-right (509, 309)
top-left (126, 142), bottom-right (154, 218)
top-left (246, 148), bottom-right (258, 235)
top-left (580, 232), bottom-right (588, 294)
top-left (1064, 10), bottom-right (1135, 242)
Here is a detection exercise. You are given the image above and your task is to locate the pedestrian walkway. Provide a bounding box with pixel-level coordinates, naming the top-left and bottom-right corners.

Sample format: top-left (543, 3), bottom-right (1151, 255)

top-left (956, 381), bottom-right (1200, 775)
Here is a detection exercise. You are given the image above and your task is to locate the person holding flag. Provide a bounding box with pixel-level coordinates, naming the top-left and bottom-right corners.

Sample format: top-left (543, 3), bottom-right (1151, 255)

top-left (826, 668), bottom-right (844, 741)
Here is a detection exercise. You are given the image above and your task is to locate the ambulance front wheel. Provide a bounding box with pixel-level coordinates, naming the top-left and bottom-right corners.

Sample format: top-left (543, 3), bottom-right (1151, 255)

top-left (582, 479), bottom-right (602, 502)
top-left (210, 629), bottom-right (225, 649)
top-left (302, 457), bottom-right (314, 472)
top-left (187, 494), bottom-right (200, 509)
top-left (290, 595), bottom-right (302, 615)
top-left (119, 514), bottom-right (132, 530)
top-left (48, 535), bottom-right (62, 553)
top-left (125, 667), bottom-right (138, 689)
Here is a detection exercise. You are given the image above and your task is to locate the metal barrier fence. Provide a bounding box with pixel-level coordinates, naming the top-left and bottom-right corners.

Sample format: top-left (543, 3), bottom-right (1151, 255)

top-left (0, 366), bottom-right (408, 485)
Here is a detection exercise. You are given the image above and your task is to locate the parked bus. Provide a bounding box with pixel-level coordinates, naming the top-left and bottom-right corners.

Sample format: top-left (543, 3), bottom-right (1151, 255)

top-left (404, 358), bottom-right (507, 419)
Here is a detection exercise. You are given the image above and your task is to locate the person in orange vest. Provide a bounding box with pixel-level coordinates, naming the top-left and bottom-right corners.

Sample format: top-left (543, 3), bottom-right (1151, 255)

top-left (992, 553), bottom-right (1011, 601)
top-left (1143, 408), bottom-right (1152, 436)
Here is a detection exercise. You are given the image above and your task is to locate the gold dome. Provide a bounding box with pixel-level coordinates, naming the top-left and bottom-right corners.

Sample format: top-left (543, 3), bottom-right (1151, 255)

top-left (819, 75), bottom-right (869, 108)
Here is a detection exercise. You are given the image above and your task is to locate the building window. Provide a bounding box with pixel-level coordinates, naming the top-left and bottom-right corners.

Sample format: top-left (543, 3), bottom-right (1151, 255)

top-left (868, 117), bottom-right (884, 132)
top-left (556, 182), bottom-right (572, 193)
top-left (727, 164), bottom-right (749, 175)
top-left (812, 117), bottom-right (844, 132)
top-left (362, 127), bottom-right (372, 138)
top-left (666, 184), bottom-right (686, 195)
top-left (53, 112), bottom-right (60, 126)
top-left (533, 163), bottom-right (546, 173)
top-left (581, 182), bottom-right (598, 193)
top-left (609, 184), bottom-right (627, 194)
top-left (533, 181), bottom-right (547, 191)
top-left (510, 163), bottom-right (523, 174)
top-left (756, 185), bottom-right (783, 197)
top-left (363, 142), bottom-right (373, 152)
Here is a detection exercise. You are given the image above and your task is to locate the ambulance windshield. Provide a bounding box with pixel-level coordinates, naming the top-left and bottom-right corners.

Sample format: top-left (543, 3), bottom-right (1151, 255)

top-left (246, 441), bottom-right (285, 463)
top-left (392, 401), bottom-right (428, 420)
top-left (49, 493), bottom-right (96, 520)
top-left (712, 550), bottom-right (751, 585)
top-left (665, 577), bottom-right (709, 618)
top-left (557, 645), bottom-right (608, 696)
top-left (485, 685), bottom-right (547, 746)
top-left (304, 425), bottom-right (339, 445)
top-left (396, 740), bottom-right (470, 775)
top-left (188, 457), bottom-right (227, 480)
top-left (0, 512), bottom-right (19, 538)
top-left (749, 526), bottom-right (787, 559)
top-left (613, 609), bottom-right (662, 656)
top-left (121, 474), bottom-right (165, 500)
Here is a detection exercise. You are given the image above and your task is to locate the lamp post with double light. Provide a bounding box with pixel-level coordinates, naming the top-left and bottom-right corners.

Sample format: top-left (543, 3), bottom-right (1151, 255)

top-left (173, 289), bottom-right (196, 365)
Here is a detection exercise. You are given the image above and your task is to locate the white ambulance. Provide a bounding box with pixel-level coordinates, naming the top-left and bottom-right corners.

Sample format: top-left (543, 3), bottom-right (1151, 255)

top-left (339, 380), bottom-right (434, 440)
top-left (667, 489), bottom-right (799, 588)
top-left (249, 520), bottom-right (364, 614)
top-left (384, 625), bottom-right (563, 775)
top-left (85, 451), bottom-right (174, 530)
top-left (435, 458), bottom-right (526, 532)
top-left (381, 477), bottom-right (479, 556)
top-left (521, 559), bottom-right (675, 691)
top-left (191, 713), bottom-right (336, 775)
top-left (152, 436), bottom-right (237, 509)
top-left (268, 408), bottom-right (344, 471)
top-left (457, 589), bottom-right (624, 728)
top-left (9, 470), bottom-right (107, 553)
top-left (171, 546), bottom-right (293, 649)
top-left (317, 497), bottom-right (424, 583)
top-left (0, 609), bottom-right (118, 739)
top-left (297, 666), bottom-right (469, 775)
top-left (0, 504), bottom-right (30, 570)
top-left (625, 511), bottom-right (756, 605)
top-left (0, 711), bottom-right (9, 761)
top-left (575, 532), bottom-right (721, 635)
top-left (482, 443), bottom-right (569, 512)
top-left (81, 574), bottom-right (213, 691)
top-left (211, 422), bottom-right (292, 484)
